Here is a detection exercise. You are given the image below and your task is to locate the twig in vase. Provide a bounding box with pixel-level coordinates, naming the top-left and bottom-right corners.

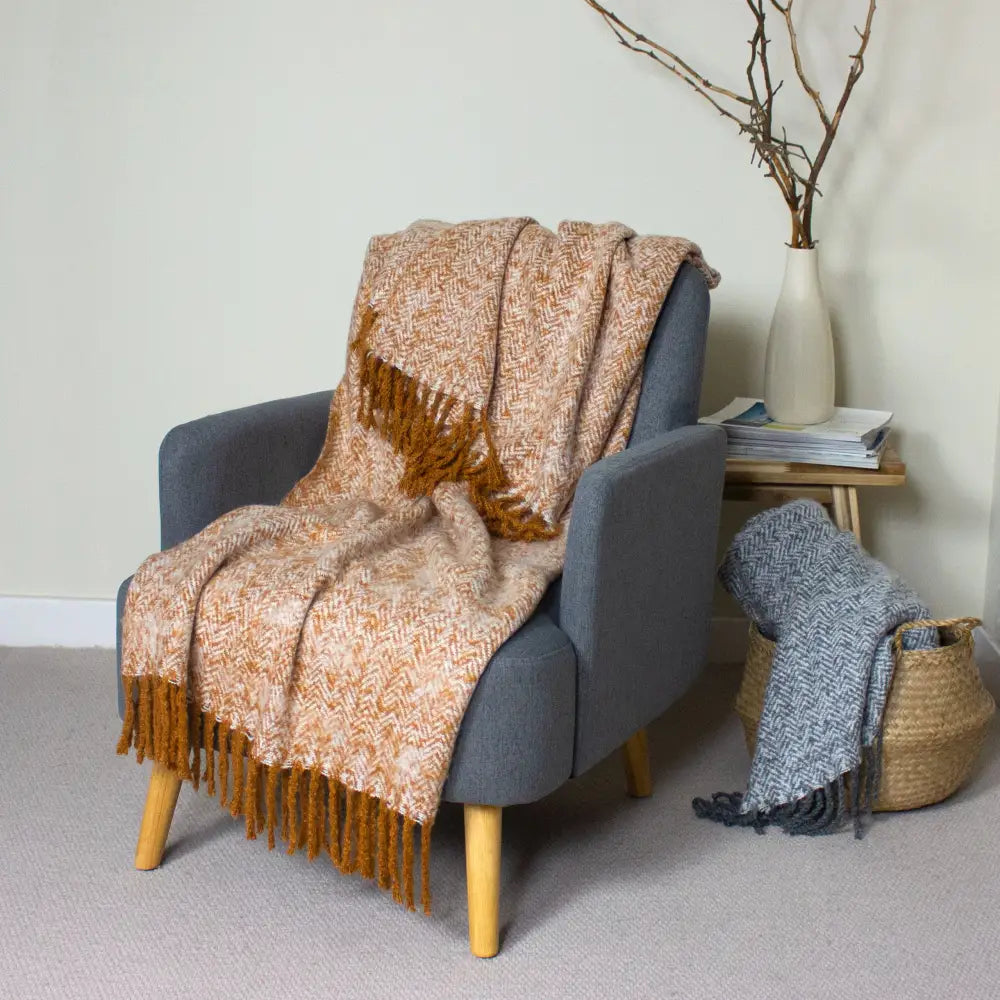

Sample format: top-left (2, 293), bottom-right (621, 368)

top-left (581, 0), bottom-right (877, 248)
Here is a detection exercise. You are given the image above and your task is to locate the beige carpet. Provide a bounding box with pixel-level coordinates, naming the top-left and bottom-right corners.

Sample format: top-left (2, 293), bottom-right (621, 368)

top-left (1, 645), bottom-right (998, 1000)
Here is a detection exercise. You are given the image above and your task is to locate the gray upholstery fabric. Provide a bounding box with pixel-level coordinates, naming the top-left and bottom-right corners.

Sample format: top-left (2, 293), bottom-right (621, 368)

top-left (441, 613), bottom-right (576, 805)
top-left (159, 390), bottom-right (332, 549)
top-left (115, 575), bottom-right (132, 720)
top-left (561, 424), bottom-right (727, 776)
top-left (116, 261), bottom-right (723, 806)
top-left (629, 262), bottom-right (711, 446)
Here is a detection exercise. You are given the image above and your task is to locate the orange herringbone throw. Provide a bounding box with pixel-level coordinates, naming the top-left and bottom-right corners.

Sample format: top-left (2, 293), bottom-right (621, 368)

top-left (118, 219), bottom-right (718, 911)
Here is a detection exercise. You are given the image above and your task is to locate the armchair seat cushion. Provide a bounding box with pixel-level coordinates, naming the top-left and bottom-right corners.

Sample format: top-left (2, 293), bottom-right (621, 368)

top-left (118, 577), bottom-right (576, 808)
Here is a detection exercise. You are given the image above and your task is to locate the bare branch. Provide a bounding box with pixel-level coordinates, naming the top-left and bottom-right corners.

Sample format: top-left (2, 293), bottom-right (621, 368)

top-left (594, 8), bottom-right (752, 134)
top-left (582, 0), bottom-right (753, 107)
top-left (800, 0), bottom-right (877, 240)
top-left (778, 127), bottom-right (814, 171)
top-left (745, 3), bottom-right (763, 109)
top-left (745, 1), bottom-right (777, 142)
top-left (770, 0), bottom-right (830, 128)
top-left (581, 0), bottom-right (877, 246)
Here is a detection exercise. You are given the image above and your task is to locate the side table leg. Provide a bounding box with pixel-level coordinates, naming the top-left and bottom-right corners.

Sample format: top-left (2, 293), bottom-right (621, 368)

top-left (831, 485), bottom-right (863, 544)
top-left (831, 485), bottom-right (851, 532)
top-left (847, 486), bottom-right (862, 545)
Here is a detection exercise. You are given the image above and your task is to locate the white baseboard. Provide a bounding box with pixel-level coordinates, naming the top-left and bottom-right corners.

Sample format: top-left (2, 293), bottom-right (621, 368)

top-left (0, 596), bottom-right (116, 648)
top-left (974, 626), bottom-right (1000, 687)
top-left (975, 625), bottom-right (999, 663)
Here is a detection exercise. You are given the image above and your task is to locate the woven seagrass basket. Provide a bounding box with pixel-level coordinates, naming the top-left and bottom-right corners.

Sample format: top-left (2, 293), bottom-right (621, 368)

top-left (735, 617), bottom-right (996, 812)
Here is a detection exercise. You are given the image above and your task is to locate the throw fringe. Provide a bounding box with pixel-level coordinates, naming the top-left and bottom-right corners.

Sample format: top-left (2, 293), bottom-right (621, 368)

top-left (341, 788), bottom-right (356, 872)
top-left (286, 766), bottom-right (302, 856)
top-left (376, 800), bottom-right (390, 890)
top-left (692, 742), bottom-right (882, 839)
top-left (266, 765), bottom-right (280, 849)
top-left (402, 817), bottom-right (415, 912)
top-left (388, 807), bottom-right (402, 903)
top-left (189, 700), bottom-right (202, 792)
top-left (230, 731), bottom-right (246, 818)
top-left (118, 674), bottom-right (433, 912)
top-left (218, 725), bottom-right (229, 807)
top-left (358, 793), bottom-right (374, 879)
top-left (353, 307), bottom-right (557, 543)
top-left (244, 758), bottom-right (259, 840)
top-left (139, 675), bottom-right (153, 763)
top-left (203, 715), bottom-right (216, 795)
top-left (306, 769), bottom-right (322, 861)
top-left (327, 776), bottom-right (340, 867)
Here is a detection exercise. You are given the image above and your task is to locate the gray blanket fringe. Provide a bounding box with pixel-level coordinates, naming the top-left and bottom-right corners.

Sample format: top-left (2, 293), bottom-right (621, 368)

top-left (693, 740), bottom-right (881, 838)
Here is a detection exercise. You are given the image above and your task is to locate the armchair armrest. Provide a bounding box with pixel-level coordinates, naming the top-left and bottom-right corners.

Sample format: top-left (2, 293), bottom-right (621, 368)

top-left (158, 390), bottom-right (333, 549)
top-left (560, 423), bottom-right (726, 775)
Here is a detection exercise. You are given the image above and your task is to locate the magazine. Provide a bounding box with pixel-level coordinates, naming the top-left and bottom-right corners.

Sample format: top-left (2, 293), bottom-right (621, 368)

top-left (725, 435), bottom-right (888, 469)
top-left (699, 398), bottom-right (892, 469)
top-left (700, 398), bottom-right (891, 446)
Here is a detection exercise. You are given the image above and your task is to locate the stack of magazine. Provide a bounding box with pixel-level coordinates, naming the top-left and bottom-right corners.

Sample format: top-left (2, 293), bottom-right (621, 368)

top-left (699, 398), bottom-right (892, 469)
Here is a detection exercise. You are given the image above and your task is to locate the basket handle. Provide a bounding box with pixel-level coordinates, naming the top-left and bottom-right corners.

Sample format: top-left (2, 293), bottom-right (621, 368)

top-left (893, 617), bottom-right (983, 655)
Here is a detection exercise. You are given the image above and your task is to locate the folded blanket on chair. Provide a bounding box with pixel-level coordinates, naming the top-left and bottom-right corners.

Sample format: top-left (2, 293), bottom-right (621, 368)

top-left (693, 499), bottom-right (936, 836)
top-left (118, 218), bottom-right (718, 910)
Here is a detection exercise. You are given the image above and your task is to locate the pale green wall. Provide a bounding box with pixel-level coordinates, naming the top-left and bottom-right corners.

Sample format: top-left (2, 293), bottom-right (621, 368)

top-left (2, 1), bottom-right (998, 617)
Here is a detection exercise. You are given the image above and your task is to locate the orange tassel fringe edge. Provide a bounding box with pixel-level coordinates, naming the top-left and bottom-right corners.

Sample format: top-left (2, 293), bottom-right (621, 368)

top-left (353, 306), bottom-right (557, 543)
top-left (117, 674), bottom-right (432, 914)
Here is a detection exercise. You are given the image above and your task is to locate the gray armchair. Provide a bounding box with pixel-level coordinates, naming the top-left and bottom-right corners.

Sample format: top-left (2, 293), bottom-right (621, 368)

top-left (116, 262), bottom-right (726, 956)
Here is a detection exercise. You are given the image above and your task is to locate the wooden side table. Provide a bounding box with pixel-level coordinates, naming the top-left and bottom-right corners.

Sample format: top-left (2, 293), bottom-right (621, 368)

top-left (723, 446), bottom-right (906, 543)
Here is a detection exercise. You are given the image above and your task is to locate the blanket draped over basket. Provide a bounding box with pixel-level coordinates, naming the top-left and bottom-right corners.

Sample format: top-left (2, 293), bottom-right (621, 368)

top-left (117, 218), bottom-right (718, 910)
top-left (693, 499), bottom-right (937, 836)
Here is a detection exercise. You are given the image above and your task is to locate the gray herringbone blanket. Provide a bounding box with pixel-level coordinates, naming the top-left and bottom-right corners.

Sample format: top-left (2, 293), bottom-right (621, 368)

top-left (694, 500), bottom-right (936, 835)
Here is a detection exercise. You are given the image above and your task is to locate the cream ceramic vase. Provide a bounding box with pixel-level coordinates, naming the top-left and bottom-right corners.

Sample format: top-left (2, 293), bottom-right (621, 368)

top-left (763, 246), bottom-right (835, 425)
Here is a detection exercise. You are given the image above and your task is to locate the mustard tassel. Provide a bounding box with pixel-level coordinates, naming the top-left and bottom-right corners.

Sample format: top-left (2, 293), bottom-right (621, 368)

top-left (229, 731), bottom-right (246, 819)
top-left (116, 676), bottom-right (136, 755)
top-left (306, 770), bottom-right (321, 861)
top-left (266, 765), bottom-right (279, 850)
top-left (189, 702), bottom-right (202, 792)
top-left (173, 685), bottom-right (191, 779)
top-left (420, 822), bottom-right (432, 915)
top-left (389, 811), bottom-right (401, 904)
top-left (153, 678), bottom-right (170, 763)
top-left (243, 758), bottom-right (258, 840)
top-left (217, 724), bottom-right (229, 807)
top-left (358, 794), bottom-right (374, 879)
top-left (340, 789), bottom-right (356, 872)
top-left (203, 716), bottom-right (216, 796)
top-left (376, 801), bottom-right (390, 890)
top-left (255, 766), bottom-right (266, 835)
top-left (138, 675), bottom-right (153, 764)
top-left (286, 767), bottom-right (302, 856)
top-left (328, 779), bottom-right (341, 870)
top-left (402, 817), bottom-right (415, 912)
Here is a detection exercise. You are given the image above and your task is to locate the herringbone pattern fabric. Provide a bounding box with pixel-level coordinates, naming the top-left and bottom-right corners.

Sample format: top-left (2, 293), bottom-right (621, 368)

top-left (699, 500), bottom-right (936, 833)
top-left (119, 219), bottom-right (717, 905)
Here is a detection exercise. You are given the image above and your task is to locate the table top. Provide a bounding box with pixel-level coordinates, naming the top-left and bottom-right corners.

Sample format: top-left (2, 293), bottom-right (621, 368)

top-left (724, 446), bottom-right (906, 487)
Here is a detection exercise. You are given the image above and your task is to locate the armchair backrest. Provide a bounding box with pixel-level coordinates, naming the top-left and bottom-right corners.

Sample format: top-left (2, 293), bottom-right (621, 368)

top-left (627, 261), bottom-right (712, 447)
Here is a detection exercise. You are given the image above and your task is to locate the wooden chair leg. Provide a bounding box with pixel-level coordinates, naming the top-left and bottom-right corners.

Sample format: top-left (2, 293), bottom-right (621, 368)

top-left (623, 728), bottom-right (652, 798)
top-left (464, 804), bottom-right (502, 958)
top-left (135, 762), bottom-right (182, 870)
